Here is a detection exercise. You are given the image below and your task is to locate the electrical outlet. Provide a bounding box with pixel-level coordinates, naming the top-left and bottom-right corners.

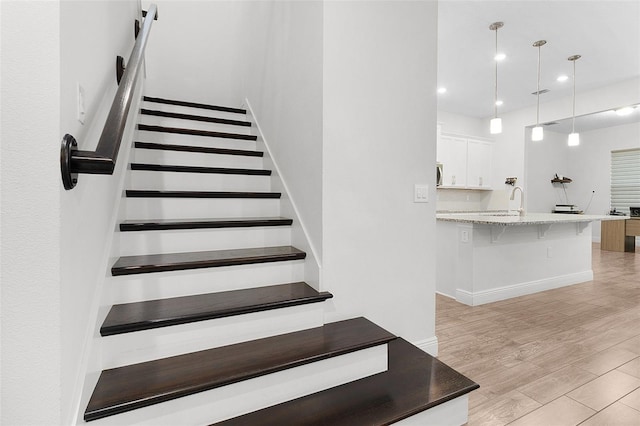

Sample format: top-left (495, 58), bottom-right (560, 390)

top-left (547, 247), bottom-right (553, 258)
top-left (77, 83), bottom-right (86, 125)
top-left (414, 184), bottom-right (429, 203)
top-left (461, 230), bottom-right (470, 243)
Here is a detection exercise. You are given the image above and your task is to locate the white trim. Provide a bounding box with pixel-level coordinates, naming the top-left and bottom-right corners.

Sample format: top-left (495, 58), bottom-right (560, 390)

top-left (455, 270), bottom-right (593, 306)
top-left (243, 97), bottom-right (322, 287)
top-left (392, 394), bottom-right (469, 425)
top-left (412, 336), bottom-right (439, 357)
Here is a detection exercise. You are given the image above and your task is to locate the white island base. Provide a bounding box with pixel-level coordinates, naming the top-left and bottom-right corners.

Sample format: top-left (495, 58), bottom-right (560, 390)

top-left (435, 213), bottom-right (610, 306)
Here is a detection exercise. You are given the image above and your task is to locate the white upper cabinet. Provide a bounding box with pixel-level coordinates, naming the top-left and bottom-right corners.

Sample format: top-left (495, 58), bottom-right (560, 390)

top-left (437, 132), bottom-right (493, 190)
top-left (438, 135), bottom-right (468, 187)
top-left (466, 139), bottom-right (492, 189)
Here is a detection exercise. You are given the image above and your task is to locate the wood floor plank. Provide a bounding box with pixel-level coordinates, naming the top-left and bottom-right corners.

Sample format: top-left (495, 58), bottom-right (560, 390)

top-left (437, 243), bottom-right (640, 424)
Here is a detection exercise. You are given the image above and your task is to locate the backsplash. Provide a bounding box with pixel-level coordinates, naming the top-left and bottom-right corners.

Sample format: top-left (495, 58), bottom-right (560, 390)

top-left (436, 188), bottom-right (510, 212)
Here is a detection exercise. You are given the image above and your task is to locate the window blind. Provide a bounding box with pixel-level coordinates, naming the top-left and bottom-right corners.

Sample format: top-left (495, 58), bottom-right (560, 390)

top-left (610, 148), bottom-right (640, 214)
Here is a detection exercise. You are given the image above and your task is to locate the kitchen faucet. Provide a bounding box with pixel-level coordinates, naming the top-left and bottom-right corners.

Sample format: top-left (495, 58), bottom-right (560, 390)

top-left (510, 186), bottom-right (525, 217)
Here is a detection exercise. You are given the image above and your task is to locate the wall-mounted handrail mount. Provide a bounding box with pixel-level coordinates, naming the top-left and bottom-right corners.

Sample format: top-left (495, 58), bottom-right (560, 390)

top-left (60, 4), bottom-right (158, 190)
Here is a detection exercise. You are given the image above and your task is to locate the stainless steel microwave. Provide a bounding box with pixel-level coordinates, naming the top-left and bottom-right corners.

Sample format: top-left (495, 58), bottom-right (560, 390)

top-left (436, 163), bottom-right (443, 186)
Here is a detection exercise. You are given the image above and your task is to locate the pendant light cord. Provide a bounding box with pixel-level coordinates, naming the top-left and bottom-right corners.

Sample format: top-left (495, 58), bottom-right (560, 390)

top-left (572, 59), bottom-right (576, 133)
top-left (494, 28), bottom-right (498, 119)
top-left (536, 45), bottom-right (541, 126)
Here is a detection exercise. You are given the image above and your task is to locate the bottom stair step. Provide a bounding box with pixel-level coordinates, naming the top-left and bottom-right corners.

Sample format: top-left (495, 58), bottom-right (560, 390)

top-left (84, 317), bottom-right (396, 422)
top-left (100, 282), bottom-right (333, 336)
top-left (215, 338), bottom-right (480, 426)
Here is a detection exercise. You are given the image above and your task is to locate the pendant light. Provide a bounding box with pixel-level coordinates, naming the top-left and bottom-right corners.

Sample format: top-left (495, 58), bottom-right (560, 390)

top-left (531, 40), bottom-right (547, 141)
top-left (567, 54), bottom-right (581, 146)
top-left (489, 22), bottom-right (504, 134)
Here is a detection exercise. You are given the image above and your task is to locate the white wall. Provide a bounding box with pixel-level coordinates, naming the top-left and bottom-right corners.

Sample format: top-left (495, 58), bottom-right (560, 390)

top-left (240, 0), bottom-right (324, 263)
top-left (527, 122), bottom-right (640, 240)
top-left (494, 77), bottom-right (640, 212)
top-left (59, 2), bottom-right (141, 423)
top-left (142, 1), bottom-right (244, 106)
top-left (525, 130), bottom-right (570, 213)
top-left (322, 1), bottom-right (438, 348)
top-left (1, 1), bottom-right (62, 423)
top-left (438, 110), bottom-right (490, 138)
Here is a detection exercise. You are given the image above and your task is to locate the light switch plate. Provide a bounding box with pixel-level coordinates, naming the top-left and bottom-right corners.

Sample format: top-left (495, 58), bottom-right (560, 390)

top-left (414, 184), bottom-right (429, 203)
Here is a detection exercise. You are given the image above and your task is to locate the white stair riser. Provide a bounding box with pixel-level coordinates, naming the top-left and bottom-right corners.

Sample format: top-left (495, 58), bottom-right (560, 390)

top-left (101, 304), bottom-right (325, 369)
top-left (108, 260), bottom-right (305, 304)
top-left (134, 148), bottom-right (264, 169)
top-left (119, 227), bottom-right (292, 256)
top-left (139, 114), bottom-right (254, 135)
top-left (137, 130), bottom-right (257, 151)
top-left (129, 170), bottom-right (271, 192)
top-left (125, 198), bottom-right (281, 220)
top-left (393, 394), bottom-right (469, 425)
top-left (142, 101), bottom-right (248, 122)
top-left (83, 344), bottom-right (388, 426)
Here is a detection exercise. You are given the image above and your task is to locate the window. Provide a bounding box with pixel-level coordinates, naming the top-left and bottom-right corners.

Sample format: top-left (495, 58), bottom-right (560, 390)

top-left (610, 148), bottom-right (640, 214)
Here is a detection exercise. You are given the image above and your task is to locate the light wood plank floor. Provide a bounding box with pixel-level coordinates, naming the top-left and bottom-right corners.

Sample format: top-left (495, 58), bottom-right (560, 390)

top-left (436, 244), bottom-right (640, 425)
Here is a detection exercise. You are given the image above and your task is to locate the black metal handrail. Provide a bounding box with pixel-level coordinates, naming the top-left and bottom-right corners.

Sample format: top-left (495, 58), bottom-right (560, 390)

top-left (61, 4), bottom-right (158, 190)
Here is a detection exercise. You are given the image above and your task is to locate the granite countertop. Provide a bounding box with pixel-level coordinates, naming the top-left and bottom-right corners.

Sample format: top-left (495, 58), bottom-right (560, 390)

top-left (436, 212), bottom-right (627, 226)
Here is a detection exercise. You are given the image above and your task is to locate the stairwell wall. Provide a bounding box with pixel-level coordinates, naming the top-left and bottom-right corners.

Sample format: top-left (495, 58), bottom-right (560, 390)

top-left (239, 0), bottom-right (324, 265)
top-left (59, 1), bottom-right (141, 424)
top-left (1, 2), bottom-right (62, 424)
top-left (322, 1), bottom-right (439, 349)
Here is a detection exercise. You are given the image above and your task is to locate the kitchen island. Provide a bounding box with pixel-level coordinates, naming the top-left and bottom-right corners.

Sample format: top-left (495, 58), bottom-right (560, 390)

top-left (436, 212), bottom-right (625, 306)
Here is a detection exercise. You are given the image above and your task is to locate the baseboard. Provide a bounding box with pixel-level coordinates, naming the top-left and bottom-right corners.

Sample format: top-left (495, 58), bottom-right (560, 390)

top-left (456, 270), bottom-right (594, 306)
top-left (242, 97), bottom-right (322, 290)
top-left (412, 336), bottom-right (439, 357)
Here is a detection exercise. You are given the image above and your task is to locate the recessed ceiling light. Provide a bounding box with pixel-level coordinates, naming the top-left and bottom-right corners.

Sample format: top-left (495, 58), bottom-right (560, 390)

top-left (615, 107), bottom-right (635, 116)
top-left (557, 75), bottom-right (569, 82)
top-left (495, 100), bottom-right (504, 106)
top-left (494, 53), bottom-right (506, 61)
top-left (437, 87), bottom-right (447, 94)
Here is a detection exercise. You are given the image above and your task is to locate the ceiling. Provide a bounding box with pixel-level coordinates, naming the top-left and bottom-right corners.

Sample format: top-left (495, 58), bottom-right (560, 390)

top-left (437, 0), bottom-right (640, 120)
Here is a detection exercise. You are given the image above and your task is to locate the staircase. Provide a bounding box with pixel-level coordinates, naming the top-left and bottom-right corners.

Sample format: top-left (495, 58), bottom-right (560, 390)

top-left (82, 96), bottom-right (478, 425)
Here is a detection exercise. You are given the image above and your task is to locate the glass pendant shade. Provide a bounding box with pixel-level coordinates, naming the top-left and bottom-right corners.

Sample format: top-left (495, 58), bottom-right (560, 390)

top-left (490, 117), bottom-right (502, 134)
top-left (531, 126), bottom-right (544, 141)
top-left (568, 132), bottom-right (580, 146)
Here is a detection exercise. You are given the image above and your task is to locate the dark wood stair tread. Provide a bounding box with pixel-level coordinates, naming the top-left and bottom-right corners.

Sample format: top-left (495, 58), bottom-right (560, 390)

top-left (141, 109), bottom-right (251, 127)
top-left (84, 317), bottom-right (396, 421)
top-left (126, 190), bottom-right (281, 199)
top-left (144, 96), bottom-right (246, 114)
top-left (130, 163), bottom-right (271, 176)
top-left (134, 141), bottom-right (263, 157)
top-left (111, 245), bottom-right (306, 276)
top-left (120, 217), bottom-right (293, 232)
top-left (215, 338), bottom-right (480, 426)
top-left (138, 124), bottom-right (257, 141)
top-left (100, 282), bottom-right (333, 336)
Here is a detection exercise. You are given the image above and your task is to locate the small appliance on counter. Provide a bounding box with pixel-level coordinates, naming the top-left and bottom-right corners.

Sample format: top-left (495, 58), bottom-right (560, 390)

top-left (609, 208), bottom-right (627, 216)
top-left (630, 206), bottom-right (640, 219)
top-left (553, 204), bottom-right (582, 214)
